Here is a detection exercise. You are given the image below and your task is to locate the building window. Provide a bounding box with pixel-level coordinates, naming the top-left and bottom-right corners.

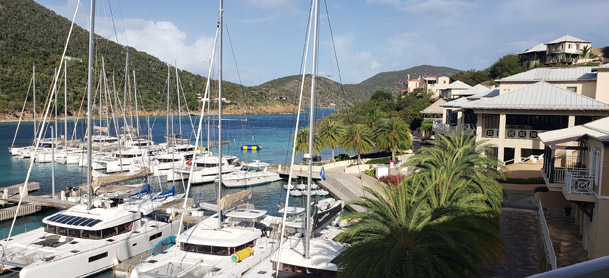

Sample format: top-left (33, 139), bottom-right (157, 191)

top-left (568, 44), bottom-right (572, 49)
top-left (566, 86), bottom-right (577, 93)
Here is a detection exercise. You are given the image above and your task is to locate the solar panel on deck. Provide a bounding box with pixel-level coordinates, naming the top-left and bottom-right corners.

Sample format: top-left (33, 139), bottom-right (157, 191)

top-left (58, 216), bottom-right (74, 224)
top-left (55, 215), bottom-right (70, 223)
top-left (52, 214), bottom-right (68, 223)
top-left (79, 218), bottom-right (95, 227)
top-left (73, 217), bottom-right (88, 226)
top-left (66, 216), bottom-right (83, 225)
top-left (48, 214), bottom-right (62, 221)
top-left (86, 219), bottom-right (102, 227)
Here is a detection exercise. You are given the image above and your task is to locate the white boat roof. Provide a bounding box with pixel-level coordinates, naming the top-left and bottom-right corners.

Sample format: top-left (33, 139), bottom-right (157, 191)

top-left (278, 207), bottom-right (305, 214)
top-left (226, 209), bottom-right (267, 219)
top-left (42, 204), bottom-right (140, 231)
top-left (244, 160), bottom-right (271, 167)
top-left (273, 238), bottom-right (345, 271)
top-left (182, 222), bottom-right (262, 247)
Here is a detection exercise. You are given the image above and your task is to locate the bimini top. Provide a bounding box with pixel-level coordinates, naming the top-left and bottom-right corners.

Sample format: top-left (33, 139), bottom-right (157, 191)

top-left (181, 217), bottom-right (262, 247)
top-left (273, 238), bottom-right (346, 271)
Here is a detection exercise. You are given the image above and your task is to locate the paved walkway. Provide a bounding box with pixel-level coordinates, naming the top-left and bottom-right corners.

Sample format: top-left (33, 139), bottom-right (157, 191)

top-left (545, 210), bottom-right (588, 268)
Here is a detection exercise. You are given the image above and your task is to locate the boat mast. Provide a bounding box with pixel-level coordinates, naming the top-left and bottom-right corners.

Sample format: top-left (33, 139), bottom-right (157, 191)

top-left (64, 60), bottom-right (68, 143)
top-left (217, 0), bottom-right (224, 230)
top-left (33, 64), bottom-right (36, 137)
top-left (54, 68), bottom-right (59, 145)
top-left (304, 0), bottom-right (319, 259)
top-left (175, 64), bottom-right (183, 137)
top-left (86, 0), bottom-right (95, 210)
top-left (166, 64), bottom-right (171, 146)
top-left (133, 69), bottom-right (140, 137)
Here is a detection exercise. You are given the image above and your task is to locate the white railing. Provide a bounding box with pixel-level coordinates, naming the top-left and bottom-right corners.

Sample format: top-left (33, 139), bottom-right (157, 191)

top-left (554, 167), bottom-right (566, 183)
top-left (538, 201), bottom-right (557, 271)
top-left (432, 122), bottom-right (476, 134)
top-left (501, 154), bottom-right (544, 166)
top-left (564, 169), bottom-right (594, 195)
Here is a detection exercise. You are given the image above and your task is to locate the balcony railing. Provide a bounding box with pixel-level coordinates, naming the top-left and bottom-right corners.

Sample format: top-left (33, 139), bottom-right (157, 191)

top-left (433, 122), bottom-right (476, 134)
top-left (564, 169), bottom-right (594, 195)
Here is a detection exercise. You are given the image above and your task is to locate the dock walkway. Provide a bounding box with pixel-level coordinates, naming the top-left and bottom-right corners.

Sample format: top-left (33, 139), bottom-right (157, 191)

top-left (319, 172), bottom-right (378, 213)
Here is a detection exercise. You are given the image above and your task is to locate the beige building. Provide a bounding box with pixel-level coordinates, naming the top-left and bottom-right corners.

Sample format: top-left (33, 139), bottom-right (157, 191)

top-left (421, 76), bottom-right (449, 97)
top-left (404, 78), bottom-right (421, 93)
top-left (433, 64), bottom-right (609, 163)
top-left (439, 80), bottom-right (471, 99)
top-left (539, 117), bottom-right (609, 259)
top-left (546, 35), bottom-right (592, 65)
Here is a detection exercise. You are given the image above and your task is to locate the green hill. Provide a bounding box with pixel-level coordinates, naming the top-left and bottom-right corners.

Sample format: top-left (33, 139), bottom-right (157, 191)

top-left (0, 0), bottom-right (460, 115)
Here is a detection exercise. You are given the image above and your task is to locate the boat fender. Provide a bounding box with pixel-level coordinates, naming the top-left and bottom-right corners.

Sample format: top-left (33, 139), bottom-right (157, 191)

top-left (113, 257), bottom-right (120, 265)
top-left (231, 247), bottom-right (254, 263)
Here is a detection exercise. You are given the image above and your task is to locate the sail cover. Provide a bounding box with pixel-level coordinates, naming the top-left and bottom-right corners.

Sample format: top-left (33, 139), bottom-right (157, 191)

top-left (219, 190), bottom-right (253, 210)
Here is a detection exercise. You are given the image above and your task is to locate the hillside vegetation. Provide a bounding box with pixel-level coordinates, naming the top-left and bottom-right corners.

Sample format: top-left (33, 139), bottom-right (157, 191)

top-left (0, 0), bottom-right (460, 116)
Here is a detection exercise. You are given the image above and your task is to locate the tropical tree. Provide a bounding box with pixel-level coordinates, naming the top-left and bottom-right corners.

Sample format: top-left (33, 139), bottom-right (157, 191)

top-left (336, 182), bottom-right (503, 278)
top-left (295, 127), bottom-right (323, 155)
top-left (375, 117), bottom-right (411, 162)
top-left (580, 45), bottom-right (591, 58)
top-left (406, 133), bottom-right (504, 210)
top-left (318, 120), bottom-right (347, 162)
top-left (342, 124), bottom-right (374, 164)
top-left (420, 119), bottom-right (433, 138)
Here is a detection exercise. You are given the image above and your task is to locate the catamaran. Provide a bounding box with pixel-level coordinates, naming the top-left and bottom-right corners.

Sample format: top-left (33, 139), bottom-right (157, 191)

top-left (222, 160), bottom-right (281, 188)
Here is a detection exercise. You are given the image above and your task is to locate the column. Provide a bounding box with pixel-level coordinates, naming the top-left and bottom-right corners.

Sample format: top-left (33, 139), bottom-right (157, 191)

top-left (498, 114), bottom-right (507, 139)
top-left (515, 147), bottom-right (522, 162)
top-left (476, 113), bottom-right (483, 140)
top-left (568, 115), bottom-right (576, 127)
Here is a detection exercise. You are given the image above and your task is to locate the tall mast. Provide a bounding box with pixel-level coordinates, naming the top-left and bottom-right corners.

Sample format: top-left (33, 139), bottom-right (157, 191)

top-left (304, 0), bottom-right (319, 259)
top-left (86, 0), bottom-right (95, 210)
top-left (123, 49), bottom-right (129, 136)
top-left (54, 68), bottom-right (58, 146)
top-left (64, 60), bottom-right (68, 143)
top-left (33, 64), bottom-right (36, 137)
top-left (175, 64), bottom-right (183, 137)
top-left (133, 70), bottom-right (140, 137)
top-left (217, 0), bottom-right (224, 230)
top-left (166, 64), bottom-right (171, 146)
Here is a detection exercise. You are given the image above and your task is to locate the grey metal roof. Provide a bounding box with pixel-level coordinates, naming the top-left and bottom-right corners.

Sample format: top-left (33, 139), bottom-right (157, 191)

top-left (420, 99), bottom-right (446, 114)
top-left (460, 81), bottom-right (609, 111)
top-left (440, 96), bottom-right (472, 108)
top-left (547, 35), bottom-right (590, 44)
top-left (523, 43), bottom-right (547, 53)
top-left (592, 63), bottom-right (609, 72)
top-left (453, 84), bottom-right (492, 96)
top-left (441, 80), bottom-right (471, 90)
top-left (497, 67), bottom-right (597, 82)
top-left (467, 88), bottom-right (499, 100)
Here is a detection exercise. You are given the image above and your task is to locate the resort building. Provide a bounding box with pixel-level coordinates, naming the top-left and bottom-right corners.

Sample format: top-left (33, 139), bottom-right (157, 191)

top-left (431, 64), bottom-right (609, 163)
top-left (421, 76), bottom-right (449, 97)
top-left (439, 80), bottom-right (471, 99)
top-left (538, 116), bottom-right (609, 259)
top-left (404, 77), bottom-right (421, 93)
top-left (519, 35), bottom-right (593, 68)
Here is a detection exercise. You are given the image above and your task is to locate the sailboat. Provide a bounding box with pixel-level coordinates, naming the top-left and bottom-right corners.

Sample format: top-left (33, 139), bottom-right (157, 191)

top-left (130, 2), bottom-right (280, 277)
top-left (0, 2), bottom-right (180, 277)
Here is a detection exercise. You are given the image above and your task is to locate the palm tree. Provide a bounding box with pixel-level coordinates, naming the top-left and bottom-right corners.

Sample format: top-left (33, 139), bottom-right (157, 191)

top-left (580, 45), bottom-right (591, 58)
top-left (295, 127), bottom-right (322, 155)
top-left (336, 182), bottom-right (503, 278)
top-left (375, 117), bottom-right (411, 162)
top-left (318, 120), bottom-right (347, 162)
top-left (406, 133), bottom-right (504, 210)
top-left (342, 124), bottom-right (374, 164)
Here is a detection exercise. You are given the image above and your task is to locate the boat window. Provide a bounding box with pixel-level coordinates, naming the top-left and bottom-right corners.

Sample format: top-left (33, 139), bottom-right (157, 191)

top-left (149, 232), bottom-right (162, 241)
top-left (56, 227), bottom-right (68, 236)
top-left (44, 221), bottom-right (132, 240)
top-left (180, 243), bottom-right (231, 256)
top-left (240, 166), bottom-right (249, 171)
top-left (248, 167), bottom-right (258, 173)
top-left (68, 228), bottom-right (80, 238)
top-left (45, 224), bottom-right (56, 234)
top-left (88, 251), bottom-right (108, 263)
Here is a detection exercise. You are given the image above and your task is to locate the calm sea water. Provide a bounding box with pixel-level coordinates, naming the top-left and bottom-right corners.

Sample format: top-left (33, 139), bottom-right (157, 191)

top-left (0, 108), bottom-right (344, 276)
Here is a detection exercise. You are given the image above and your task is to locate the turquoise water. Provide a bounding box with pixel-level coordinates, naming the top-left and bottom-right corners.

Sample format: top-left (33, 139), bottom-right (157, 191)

top-left (0, 108), bottom-right (341, 234)
top-left (0, 109), bottom-right (343, 277)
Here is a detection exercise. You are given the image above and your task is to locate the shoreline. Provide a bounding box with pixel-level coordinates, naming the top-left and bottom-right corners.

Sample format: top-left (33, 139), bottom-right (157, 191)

top-left (0, 106), bottom-right (338, 123)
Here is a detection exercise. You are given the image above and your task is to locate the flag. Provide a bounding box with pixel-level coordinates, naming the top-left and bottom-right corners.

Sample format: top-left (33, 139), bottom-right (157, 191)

top-left (320, 166), bottom-right (327, 181)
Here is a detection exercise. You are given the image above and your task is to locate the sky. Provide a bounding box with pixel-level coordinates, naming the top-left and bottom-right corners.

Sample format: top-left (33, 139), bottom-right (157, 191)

top-left (36, 0), bottom-right (609, 86)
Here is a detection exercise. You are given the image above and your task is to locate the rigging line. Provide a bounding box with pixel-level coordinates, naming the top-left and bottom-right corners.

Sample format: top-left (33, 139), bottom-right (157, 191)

top-left (116, 0), bottom-right (129, 47)
top-left (11, 76), bottom-right (33, 149)
top-left (323, 0), bottom-right (349, 118)
top-left (5, 0), bottom-right (83, 249)
top-left (282, 0), bottom-right (316, 169)
top-left (323, 0), bottom-right (365, 196)
top-left (106, 0), bottom-right (121, 45)
top-left (224, 24), bottom-right (243, 85)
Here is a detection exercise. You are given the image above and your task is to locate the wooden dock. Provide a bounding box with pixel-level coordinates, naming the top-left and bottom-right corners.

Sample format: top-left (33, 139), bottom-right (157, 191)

top-left (0, 204), bottom-right (41, 221)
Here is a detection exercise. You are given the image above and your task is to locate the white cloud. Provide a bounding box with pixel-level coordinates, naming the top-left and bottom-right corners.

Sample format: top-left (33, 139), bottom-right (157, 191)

top-left (243, 0), bottom-right (291, 9)
top-left (370, 61), bottom-right (381, 70)
top-left (367, 0), bottom-right (475, 17)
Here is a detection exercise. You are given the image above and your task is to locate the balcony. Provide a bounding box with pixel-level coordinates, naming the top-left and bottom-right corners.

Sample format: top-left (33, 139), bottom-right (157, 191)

top-left (542, 166), bottom-right (595, 202)
top-left (432, 121), bottom-right (475, 135)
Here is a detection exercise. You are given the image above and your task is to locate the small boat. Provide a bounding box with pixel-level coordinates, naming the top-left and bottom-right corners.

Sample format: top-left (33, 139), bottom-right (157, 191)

top-left (315, 189), bottom-right (329, 196)
top-left (222, 160), bottom-right (281, 188)
top-left (289, 190), bottom-right (302, 197)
